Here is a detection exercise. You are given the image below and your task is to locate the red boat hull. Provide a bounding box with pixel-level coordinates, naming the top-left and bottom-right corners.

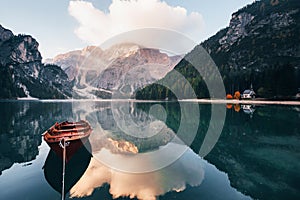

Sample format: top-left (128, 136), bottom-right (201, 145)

top-left (46, 137), bottom-right (89, 163)
top-left (43, 120), bottom-right (92, 162)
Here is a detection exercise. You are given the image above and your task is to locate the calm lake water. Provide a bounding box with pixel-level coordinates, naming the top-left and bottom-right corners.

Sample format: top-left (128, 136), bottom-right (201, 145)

top-left (0, 100), bottom-right (299, 200)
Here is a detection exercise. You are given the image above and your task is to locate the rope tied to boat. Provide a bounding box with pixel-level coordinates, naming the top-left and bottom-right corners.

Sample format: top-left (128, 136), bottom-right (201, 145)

top-left (59, 138), bottom-right (70, 149)
top-left (60, 138), bottom-right (69, 200)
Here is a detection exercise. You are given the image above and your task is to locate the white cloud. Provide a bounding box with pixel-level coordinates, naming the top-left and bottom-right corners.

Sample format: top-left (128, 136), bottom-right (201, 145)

top-left (68, 0), bottom-right (204, 46)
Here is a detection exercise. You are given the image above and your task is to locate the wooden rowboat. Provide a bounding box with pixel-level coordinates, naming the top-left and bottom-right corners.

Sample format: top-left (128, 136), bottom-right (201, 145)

top-left (43, 120), bottom-right (92, 162)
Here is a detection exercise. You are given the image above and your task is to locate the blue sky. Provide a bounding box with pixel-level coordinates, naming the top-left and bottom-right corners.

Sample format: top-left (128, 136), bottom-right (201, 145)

top-left (0, 0), bottom-right (254, 59)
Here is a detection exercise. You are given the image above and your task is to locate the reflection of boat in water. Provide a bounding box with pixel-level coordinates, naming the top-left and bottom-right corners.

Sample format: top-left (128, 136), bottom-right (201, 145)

top-left (242, 104), bottom-right (256, 115)
top-left (43, 140), bottom-right (92, 196)
top-left (42, 120), bottom-right (92, 162)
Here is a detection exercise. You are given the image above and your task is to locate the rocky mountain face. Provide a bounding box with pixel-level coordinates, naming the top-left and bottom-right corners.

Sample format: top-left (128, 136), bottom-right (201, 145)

top-left (45, 46), bottom-right (104, 81)
top-left (137, 0), bottom-right (300, 100)
top-left (49, 43), bottom-right (181, 99)
top-left (202, 0), bottom-right (300, 98)
top-left (0, 25), bottom-right (72, 99)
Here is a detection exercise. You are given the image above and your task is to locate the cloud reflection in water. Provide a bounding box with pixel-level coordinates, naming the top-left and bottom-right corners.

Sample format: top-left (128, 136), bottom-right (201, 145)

top-left (70, 143), bottom-right (204, 200)
top-left (71, 101), bottom-right (204, 199)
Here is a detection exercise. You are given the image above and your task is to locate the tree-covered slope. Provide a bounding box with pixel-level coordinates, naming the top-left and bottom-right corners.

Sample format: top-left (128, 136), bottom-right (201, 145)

top-left (136, 0), bottom-right (300, 100)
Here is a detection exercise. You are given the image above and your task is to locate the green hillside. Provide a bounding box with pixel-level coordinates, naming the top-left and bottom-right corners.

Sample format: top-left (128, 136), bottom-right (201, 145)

top-left (136, 0), bottom-right (300, 100)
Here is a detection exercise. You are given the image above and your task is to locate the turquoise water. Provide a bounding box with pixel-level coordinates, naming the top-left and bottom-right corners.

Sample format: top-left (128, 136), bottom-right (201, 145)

top-left (0, 101), bottom-right (299, 200)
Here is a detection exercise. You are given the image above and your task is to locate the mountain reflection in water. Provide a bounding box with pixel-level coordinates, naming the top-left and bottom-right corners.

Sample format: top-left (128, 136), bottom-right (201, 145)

top-left (67, 101), bottom-right (250, 199)
top-left (0, 101), bottom-right (299, 200)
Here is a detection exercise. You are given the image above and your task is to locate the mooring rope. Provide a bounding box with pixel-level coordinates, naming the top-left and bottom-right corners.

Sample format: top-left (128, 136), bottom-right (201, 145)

top-left (60, 138), bottom-right (66, 200)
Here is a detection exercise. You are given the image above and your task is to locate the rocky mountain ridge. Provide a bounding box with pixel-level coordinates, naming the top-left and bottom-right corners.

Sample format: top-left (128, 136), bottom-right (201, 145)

top-left (0, 25), bottom-right (73, 99)
top-left (45, 46), bottom-right (103, 80)
top-left (202, 0), bottom-right (300, 97)
top-left (49, 43), bottom-right (181, 99)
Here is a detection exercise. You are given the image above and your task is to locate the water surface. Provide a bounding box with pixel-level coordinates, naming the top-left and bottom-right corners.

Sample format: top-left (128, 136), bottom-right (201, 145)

top-left (0, 100), bottom-right (299, 200)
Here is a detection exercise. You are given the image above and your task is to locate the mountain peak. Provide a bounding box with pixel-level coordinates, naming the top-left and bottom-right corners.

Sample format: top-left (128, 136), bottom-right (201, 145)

top-left (50, 42), bottom-right (181, 98)
top-left (107, 42), bottom-right (143, 50)
top-left (0, 25), bottom-right (42, 66)
top-left (0, 24), bottom-right (72, 99)
top-left (0, 24), bottom-right (13, 43)
top-left (81, 45), bottom-right (103, 56)
top-left (103, 42), bottom-right (142, 59)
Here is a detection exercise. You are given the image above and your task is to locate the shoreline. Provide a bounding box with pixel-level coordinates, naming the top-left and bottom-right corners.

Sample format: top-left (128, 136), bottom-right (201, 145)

top-left (1, 98), bottom-right (300, 105)
top-left (178, 99), bottom-right (300, 105)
